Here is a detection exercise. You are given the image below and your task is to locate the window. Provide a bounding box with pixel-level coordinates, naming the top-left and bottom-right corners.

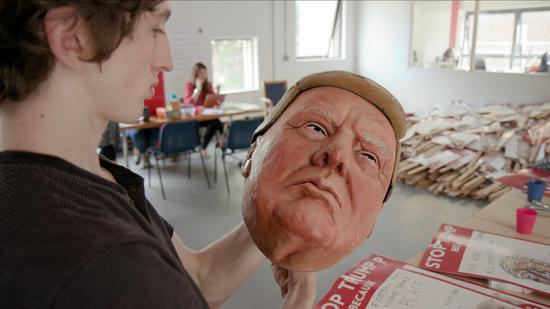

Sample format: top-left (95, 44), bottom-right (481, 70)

top-left (211, 38), bottom-right (258, 93)
top-left (518, 10), bottom-right (550, 70)
top-left (461, 5), bottom-right (550, 73)
top-left (295, 0), bottom-right (343, 59)
top-left (411, 1), bottom-right (549, 74)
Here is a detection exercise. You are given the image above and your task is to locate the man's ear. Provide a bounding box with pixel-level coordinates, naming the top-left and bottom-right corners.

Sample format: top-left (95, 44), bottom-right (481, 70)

top-left (241, 140), bottom-right (258, 178)
top-left (44, 6), bottom-right (92, 69)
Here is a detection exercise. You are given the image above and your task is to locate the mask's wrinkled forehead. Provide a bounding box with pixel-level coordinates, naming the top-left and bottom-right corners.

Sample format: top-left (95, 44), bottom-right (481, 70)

top-left (252, 70), bottom-right (407, 202)
top-left (253, 71), bottom-right (406, 143)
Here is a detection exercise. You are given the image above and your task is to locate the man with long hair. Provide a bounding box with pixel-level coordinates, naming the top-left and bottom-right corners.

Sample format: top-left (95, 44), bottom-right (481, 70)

top-left (0, 1), bottom-right (313, 308)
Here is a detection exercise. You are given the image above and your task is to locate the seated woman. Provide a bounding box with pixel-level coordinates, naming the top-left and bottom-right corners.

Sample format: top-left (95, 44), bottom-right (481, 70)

top-left (127, 74), bottom-right (166, 168)
top-left (127, 127), bottom-right (159, 168)
top-left (184, 62), bottom-right (223, 158)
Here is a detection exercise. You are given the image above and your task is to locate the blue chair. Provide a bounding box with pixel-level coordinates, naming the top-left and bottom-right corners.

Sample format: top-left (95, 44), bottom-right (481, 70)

top-left (214, 117), bottom-right (264, 193)
top-left (262, 80), bottom-right (287, 107)
top-left (147, 121), bottom-right (211, 199)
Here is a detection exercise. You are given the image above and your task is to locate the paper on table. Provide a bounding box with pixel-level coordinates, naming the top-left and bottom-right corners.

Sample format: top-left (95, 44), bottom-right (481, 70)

top-left (201, 108), bottom-right (224, 115)
top-left (317, 254), bottom-right (547, 309)
top-left (222, 102), bottom-right (260, 110)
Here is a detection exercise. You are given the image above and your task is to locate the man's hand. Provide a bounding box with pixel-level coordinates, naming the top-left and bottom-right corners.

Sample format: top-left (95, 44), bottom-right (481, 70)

top-left (272, 263), bottom-right (316, 309)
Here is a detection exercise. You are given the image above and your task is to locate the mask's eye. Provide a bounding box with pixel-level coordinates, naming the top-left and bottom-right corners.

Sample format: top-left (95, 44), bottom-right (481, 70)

top-left (304, 122), bottom-right (328, 137)
top-left (359, 151), bottom-right (378, 165)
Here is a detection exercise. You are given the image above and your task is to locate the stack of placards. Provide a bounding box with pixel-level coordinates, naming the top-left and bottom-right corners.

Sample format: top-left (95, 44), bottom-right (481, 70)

top-left (419, 224), bottom-right (550, 297)
top-left (398, 101), bottom-right (550, 201)
top-left (317, 254), bottom-right (547, 308)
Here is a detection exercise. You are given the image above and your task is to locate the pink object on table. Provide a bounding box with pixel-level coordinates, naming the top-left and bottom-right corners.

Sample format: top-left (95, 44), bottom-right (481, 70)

top-left (516, 207), bottom-right (538, 234)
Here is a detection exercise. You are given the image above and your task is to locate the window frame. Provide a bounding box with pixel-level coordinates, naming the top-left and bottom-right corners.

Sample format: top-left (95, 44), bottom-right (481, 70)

top-left (294, 0), bottom-right (345, 61)
top-left (461, 5), bottom-right (550, 72)
top-left (210, 37), bottom-right (260, 94)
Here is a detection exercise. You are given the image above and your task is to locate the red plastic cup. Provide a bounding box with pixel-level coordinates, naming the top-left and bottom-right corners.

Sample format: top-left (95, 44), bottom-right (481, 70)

top-left (516, 208), bottom-right (538, 235)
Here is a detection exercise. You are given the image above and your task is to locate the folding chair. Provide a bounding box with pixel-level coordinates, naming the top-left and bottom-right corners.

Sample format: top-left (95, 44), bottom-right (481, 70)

top-left (147, 121), bottom-right (211, 199)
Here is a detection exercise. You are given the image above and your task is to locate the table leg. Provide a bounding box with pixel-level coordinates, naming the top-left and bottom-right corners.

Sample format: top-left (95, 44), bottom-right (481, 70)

top-left (122, 134), bottom-right (129, 168)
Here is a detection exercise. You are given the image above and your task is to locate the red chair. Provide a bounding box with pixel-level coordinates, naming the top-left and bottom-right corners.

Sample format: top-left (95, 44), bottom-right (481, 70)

top-left (144, 72), bottom-right (165, 116)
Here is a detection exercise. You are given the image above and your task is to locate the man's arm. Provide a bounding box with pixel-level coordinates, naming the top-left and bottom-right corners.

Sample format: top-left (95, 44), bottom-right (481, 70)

top-left (171, 222), bottom-right (264, 308)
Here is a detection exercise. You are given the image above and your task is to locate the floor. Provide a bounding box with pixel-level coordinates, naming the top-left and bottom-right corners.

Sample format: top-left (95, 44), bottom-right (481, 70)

top-left (120, 148), bottom-right (486, 308)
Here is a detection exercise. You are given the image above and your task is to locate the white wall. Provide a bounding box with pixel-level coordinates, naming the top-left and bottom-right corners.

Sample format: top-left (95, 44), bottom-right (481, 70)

top-left (411, 2), bottom-right (453, 67)
top-left (164, 1), bottom-right (356, 103)
top-left (357, 1), bottom-right (550, 113)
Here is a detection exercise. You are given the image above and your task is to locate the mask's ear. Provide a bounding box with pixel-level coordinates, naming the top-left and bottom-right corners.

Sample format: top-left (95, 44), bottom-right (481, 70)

top-left (241, 140), bottom-right (258, 178)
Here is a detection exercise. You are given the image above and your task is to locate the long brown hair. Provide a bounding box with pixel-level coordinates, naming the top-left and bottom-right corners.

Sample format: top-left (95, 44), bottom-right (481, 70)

top-left (0, 0), bottom-right (162, 105)
top-left (190, 62), bottom-right (209, 100)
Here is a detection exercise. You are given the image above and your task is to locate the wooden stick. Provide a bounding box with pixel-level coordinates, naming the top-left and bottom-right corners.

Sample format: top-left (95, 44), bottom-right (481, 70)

top-left (423, 144), bottom-right (447, 157)
top-left (427, 172), bottom-right (440, 182)
top-left (472, 182), bottom-right (503, 200)
top-left (465, 152), bottom-right (482, 170)
top-left (451, 173), bottom-right (477, 190)
top-left (451, 162), bottom-right (481, 188)
top-left (440, 172), bottom-right (461, 184)
top-left (398, 162), bottom-right (420, 173)
top-left (415, 142), bottom-right (436, 154)
top-left (435, 183), bottom-right (446, 195)
top-left (446, 190), bottom-right (462, 198)
top-left (407, 165), bottom-right (429, 176)
top-left (488, 187), bottom-right (511, 202)
top-left (398, 160), bottom-right (413, 169)
top-left (409, 171), bottom-right (429, 185)
top-left (461, 175), bottom-right (486, 191)
top-left (415, 179), bottom-right (432, 189)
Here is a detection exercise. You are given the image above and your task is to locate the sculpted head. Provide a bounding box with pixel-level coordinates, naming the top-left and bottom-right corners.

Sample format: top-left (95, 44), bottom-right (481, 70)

top-left (241, 71), bottom-right (407, 271)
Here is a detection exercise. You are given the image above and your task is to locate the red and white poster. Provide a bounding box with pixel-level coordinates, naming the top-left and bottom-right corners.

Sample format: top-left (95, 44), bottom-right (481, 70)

top-left (496, 170), bottom-right (550, 198)
top-left (420, 224), bottom-right (550, 296)
top-left (317, 255), bottom-right (547, 309)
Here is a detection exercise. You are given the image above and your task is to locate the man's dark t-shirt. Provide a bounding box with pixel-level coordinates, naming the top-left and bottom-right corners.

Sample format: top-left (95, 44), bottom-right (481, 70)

top-left (0, 151), bottom-right (209, 308)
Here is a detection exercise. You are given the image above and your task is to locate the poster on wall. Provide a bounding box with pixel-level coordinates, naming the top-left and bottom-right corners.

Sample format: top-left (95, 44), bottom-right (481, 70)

top-left (316, 255), bottom-right (547, 309)
top-left (419, 224), bottom-right (550, 296)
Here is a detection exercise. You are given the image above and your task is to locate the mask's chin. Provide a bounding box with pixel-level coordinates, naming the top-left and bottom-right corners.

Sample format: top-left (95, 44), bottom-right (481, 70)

top-left (271, 242), bottom-right (349, 272)
top-left (251, 220), bottom-right (351, 272)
